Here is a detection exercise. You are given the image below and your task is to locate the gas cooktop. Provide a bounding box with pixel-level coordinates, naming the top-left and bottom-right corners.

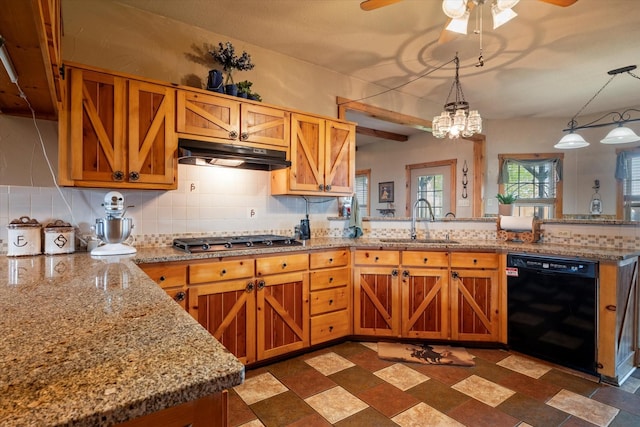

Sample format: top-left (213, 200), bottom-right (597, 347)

top-left (173, 234), bottom-right (303, 253)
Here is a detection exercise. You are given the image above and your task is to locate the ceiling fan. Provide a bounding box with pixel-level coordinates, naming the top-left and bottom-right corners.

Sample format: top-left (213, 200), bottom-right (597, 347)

top-left (360, 0), bottom-right (578, 12)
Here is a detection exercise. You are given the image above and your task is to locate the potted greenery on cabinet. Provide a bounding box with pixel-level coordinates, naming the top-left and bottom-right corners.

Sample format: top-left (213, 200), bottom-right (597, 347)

top-left (210, 42), bottom-right (255, 96)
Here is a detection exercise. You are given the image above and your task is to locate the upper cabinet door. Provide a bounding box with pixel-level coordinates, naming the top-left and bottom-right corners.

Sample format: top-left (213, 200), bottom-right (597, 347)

top-left (324, 120), bottom-right (355, 194)
top-left (176, 90), bottom-right (240, 141)
top-left (289, 113), bottom-right (325, 192)
top-left (240, 103), bottom-right (290, 148)
top-left (70, 68), bottom-right (127, 183)
top-left (128, 80), bottom-right (176, 185)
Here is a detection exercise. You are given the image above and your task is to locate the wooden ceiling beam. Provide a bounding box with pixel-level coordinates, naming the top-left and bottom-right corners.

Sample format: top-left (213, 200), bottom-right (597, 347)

top-left (356, 125), bottom-right (408, 142)
top-left (337, 96), bottom-right (432, 131)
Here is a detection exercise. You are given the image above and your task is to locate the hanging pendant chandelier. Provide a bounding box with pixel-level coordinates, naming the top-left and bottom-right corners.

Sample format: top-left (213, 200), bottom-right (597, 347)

top-left (432, 54), bottom-right (482, 139)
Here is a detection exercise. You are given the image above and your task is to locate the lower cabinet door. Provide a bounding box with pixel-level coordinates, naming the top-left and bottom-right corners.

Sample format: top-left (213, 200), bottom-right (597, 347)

top-left (256, 271), bottom-right (310, 361)
top-left (401, 268), bottom-right (449, 339)
top-left (189, 279), bottom-right (257, 365)
top-left (353, 266), bottom-right (401, 337)
top-left (450, 269), bottom-right (500, 342)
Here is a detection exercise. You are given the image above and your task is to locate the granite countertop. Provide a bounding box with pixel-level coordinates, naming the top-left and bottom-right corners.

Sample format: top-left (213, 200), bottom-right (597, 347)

top-left (0, 253), bottom-right (244, 427)
top-left (133, 237), bottom-right (640, 264)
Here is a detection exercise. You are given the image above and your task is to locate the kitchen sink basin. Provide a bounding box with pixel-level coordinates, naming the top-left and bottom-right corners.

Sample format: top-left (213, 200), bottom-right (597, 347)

top-left (380, 238), bottom-right (459, 244)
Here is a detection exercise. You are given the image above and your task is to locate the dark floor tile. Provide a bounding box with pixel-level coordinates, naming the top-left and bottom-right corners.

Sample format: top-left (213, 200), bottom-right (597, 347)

top-left (228, 389), bottom-right (258, 427)
top-left (250, 390), bottom-right (315, 427)
top-left (328, 365), bottom-right (385, 395)
top-left (447, 397), bottom-right (520, 427)
top-left (497, 371), bottom-right (562, 402)
top-left (591, 385), bottom-right (640, 417)
top-left (470, 356), bottom-right (517, 383)
top-left (561, 416), bottom-right (599, 427)
top-left (244, 366), bottom-right (269, 379)
top-left (329, 341), bottom-right (369, 358)
top-left (467, 347), bottom-right (512, 364)
top-left (356, 382), bottom-right (421, 417)
top-left (406, 378), bottom-right (470, 413)
top-left (334, 406), bottom-right (398, 427)
top-left (267, 357), bottom-right (313, 380)
top-left (411, 362), bottom-right (473, 385)
top-left (540, 369), bottom-right (603, 397)
top-left (498, 393), bottom-right (570, 426)
top-left (279, 366), bottom-right (337, 399)
top-left (285, 412), bottom-right (333, 427)
top-left (610, 409), bottom-right (640, 427)
top-left (345, 346), bottom-right (395, 372)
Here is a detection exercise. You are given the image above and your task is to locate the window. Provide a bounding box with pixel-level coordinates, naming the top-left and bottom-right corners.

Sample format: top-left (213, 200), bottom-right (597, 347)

top-left (407, 160), bottom-right (456, 219)
top-left (416, 174), bottom-right (444, 218)
top-left (617, 148), bottom-right (640, 220)
top-left (355, 169), bottom-right (370, 216)
top-left (498, 154), bottom-right (564, 218)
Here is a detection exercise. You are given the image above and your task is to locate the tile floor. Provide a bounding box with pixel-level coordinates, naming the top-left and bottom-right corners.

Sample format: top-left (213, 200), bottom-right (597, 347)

top-left (228, 341), bottom-right (640, 427)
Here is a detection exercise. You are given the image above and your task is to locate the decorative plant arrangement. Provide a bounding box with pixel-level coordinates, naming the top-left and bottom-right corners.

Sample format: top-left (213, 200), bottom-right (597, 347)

top-left (237, 80), bottom-right (262, 101)
top-left (496, 192), bottom-right (517, 204)
top-left (210, 42), bottom-right (255, 97)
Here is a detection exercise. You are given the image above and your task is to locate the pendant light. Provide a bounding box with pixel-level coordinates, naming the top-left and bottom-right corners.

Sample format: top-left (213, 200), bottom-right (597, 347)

top-left (555, 65), bottom-right (640, 149)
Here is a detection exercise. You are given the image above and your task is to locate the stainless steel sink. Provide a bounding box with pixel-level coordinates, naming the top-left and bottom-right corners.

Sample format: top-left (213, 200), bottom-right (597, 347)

top-left (379, 238), bottom-right (459, 244)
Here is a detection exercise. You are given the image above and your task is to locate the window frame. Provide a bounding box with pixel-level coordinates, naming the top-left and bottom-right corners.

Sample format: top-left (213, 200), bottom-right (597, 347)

top-left (355, 169), bottom-right (371, 216)
top-left (498, 153), bottom-right (564, 218)
top-left (616, 146), bottom-right (640, 220)
top-left (405, 159), bottom-right (457, 217)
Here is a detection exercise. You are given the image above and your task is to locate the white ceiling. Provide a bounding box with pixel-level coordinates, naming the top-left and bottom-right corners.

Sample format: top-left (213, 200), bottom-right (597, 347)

top-left (111, 0), bottom-right (639, 145)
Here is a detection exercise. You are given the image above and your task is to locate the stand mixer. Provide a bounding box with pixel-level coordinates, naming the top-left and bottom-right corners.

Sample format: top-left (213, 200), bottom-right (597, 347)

top-left (91, 191), bottom-right (136, 256)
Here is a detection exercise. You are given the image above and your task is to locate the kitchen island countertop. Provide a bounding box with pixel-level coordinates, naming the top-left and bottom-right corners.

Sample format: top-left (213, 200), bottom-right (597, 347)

top-left (0, 253), bottom-right (244, 427)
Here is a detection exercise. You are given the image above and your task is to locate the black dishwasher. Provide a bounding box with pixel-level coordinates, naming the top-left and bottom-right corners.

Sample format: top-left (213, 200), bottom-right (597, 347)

top-left (507, 253), bottom-right (598, 375)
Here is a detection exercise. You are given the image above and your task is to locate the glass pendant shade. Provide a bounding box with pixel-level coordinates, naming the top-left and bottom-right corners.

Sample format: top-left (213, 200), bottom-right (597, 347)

top-left (495, 0), bottom-right (520, 10)
top-left (491, 4), bottom-right (517, 29)
top-left (599, 125), bottom-right (640, 144)
top-left (554, 132), bottom-right (589, 149)
top-left (442, 0), bottom-right (467, 19)
top-left (446, 11), bottom-right (470, 34)
top-left (466, 110), bottom-right (482, 134)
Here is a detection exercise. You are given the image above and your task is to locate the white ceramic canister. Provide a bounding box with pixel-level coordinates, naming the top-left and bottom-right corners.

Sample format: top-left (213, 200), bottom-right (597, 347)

top-left (44, 220), bottom-right (75, 255)
top-left (7, 216), bottom-right (42, 256)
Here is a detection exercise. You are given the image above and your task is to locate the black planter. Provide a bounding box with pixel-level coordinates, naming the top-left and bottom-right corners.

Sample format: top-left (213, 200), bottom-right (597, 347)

top-left (206, 69), bottom-right (224, 93)
top-left (224, 84), bottom-right (238, 96)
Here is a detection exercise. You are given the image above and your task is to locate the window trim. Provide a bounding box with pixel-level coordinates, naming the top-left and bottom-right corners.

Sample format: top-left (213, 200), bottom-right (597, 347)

top-left (498, 153), bottom-right (564, 218)
top-left (405, 159), bottom-right (457, 217)
top-left (616, 146), bottom-right (640, 219)
top-left (355, 169), bottom-right (371, 216)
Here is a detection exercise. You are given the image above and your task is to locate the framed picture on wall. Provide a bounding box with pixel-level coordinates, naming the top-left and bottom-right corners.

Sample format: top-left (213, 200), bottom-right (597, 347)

top-left (379, 181), bottom-right (394, 203)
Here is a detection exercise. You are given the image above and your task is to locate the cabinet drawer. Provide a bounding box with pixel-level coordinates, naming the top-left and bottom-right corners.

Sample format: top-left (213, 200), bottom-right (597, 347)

top-left (310, 249), bottom-right (349, 269)
top-left (310, 267), bottom-right (350, 291)
top-left (310, 286), bottom-right (349, 315)
top-left (311, 310), bottom-right (351, 345)
top-left (140, 263), bottom-right (187, 289)
top-left (354, 250), bottom-right (399, 266)
top-left (450, 252), bottom-right (498, 269)
top-left (402, 251), bottom-right (449, 268)
top-left (189, 259), bottom-right (254, 284)
top-left (256, 253), bottom-right (308, 276)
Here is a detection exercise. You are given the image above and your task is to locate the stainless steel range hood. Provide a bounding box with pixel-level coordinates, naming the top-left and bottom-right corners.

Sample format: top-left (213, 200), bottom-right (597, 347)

top-left (177, 138), bottom-right (291, 171)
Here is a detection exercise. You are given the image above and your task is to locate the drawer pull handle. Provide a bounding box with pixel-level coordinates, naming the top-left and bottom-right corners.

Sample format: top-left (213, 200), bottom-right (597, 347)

top-left (159, 275), bottom-right (166, 282)
top-left (606, 305), bottom-right (616, 311)
top-left (329, 299), bottom-right (334, 305)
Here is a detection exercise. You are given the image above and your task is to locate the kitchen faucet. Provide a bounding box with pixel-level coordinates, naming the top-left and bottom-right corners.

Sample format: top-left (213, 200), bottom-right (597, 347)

top-left (410, 198), bottom-right (435, 240)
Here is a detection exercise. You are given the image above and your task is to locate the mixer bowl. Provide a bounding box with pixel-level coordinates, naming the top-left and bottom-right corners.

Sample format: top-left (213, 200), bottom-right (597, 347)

top-left (95, 217), bottom-right (133, 244)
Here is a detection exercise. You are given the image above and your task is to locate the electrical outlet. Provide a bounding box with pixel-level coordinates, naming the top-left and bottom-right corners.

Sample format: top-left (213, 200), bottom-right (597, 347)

top-left (458, 199), bottom-right (470, 207)
top-left (247, 207), bottom-right (257, 219)
top-left (188, 181), bottom-right (199, 193)
top-left (557, 230), bottom-right (571, 238)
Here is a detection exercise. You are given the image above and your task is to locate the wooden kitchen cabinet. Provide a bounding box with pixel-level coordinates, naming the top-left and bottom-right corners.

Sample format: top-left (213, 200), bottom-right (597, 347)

top-left (309, 249), bottom-right (352, 345)
top-left (271, 113), bottom-right (355, 196)
top-left (353, 250), bottom-right (401, 337)
top-left (58, 64), bottom-right (177, 189)
top-left (176, 89), bottom-right (290, 149)
top-left (139, 262), bottom-right (188, 310)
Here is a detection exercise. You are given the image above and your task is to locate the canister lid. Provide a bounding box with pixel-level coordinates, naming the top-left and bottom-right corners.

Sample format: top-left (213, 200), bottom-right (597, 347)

top-left (44, 219), bottom-right (73, 231)
top-left (8, 216), bottom-right (41, 229)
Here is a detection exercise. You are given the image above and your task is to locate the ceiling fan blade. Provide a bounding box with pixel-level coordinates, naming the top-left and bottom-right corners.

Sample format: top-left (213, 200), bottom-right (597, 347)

top-left (438, 19), bottom-right (460, 44)
top-left (538, 0), bottom-right (578, 6)
top-left (360, 0), bottom-right (403, 11)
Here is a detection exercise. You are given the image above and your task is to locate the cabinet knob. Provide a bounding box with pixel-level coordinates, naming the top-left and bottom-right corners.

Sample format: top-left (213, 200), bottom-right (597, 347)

top-left (402, 270), bottom-right (410, 278)
top-left (257, 280), bottom-right (265, 290)
top-left (282, 262), bottom-right (287, 269)
top-left (319, 184), bottom-right (324, 191)
top-left (329, 258), bottom-right (334, 263)
top-left (451, 271), bottom-right (459, 279)
top-left (375, 256), bottom-right (379, 262)
top-left (229, 130), bottom-right (238, 139)
top-left (240, 132), bottom-right (249, 140)
top-left (159, 275), bottom-right (166, 282)
top-left (392, 269), bottom-right (399, 277)
top-left (246, 282), bottom-right (255, 292)
top-left (112, 171), bottom-right (124, 181)
top-left (423, 257), bottom-right (428, 264)
top-left (473, 259), bottom-right (478, 264)
top-left (325, 184), bottom-right (332, 191)
top-left (329, 299), bottom-right (334, 305)
top-left (129, 171), bottom-right (140, 181)
top-left (174, 291), bottom-right (186, 302)
top-left (329, 326), bottom-right (334, 332)
top-left (329, 277), bottom-right (334, 283)
top-left (221, 269), bottom-right (227, 276)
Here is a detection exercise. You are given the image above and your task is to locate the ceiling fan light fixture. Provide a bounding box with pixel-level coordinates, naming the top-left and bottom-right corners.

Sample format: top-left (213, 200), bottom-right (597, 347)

top-left (495, 0), bottom-right (520, 11)
top-left (446, 11), bottom-right (470, 34)
top-left (491, 4), bottom-right (517, 29)
top-left (442, 0), bottom-right (468, 19)
top-left (554, 132), bottom-right (589, 149)
top-left (600, 125), bottom-right (640, 144)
